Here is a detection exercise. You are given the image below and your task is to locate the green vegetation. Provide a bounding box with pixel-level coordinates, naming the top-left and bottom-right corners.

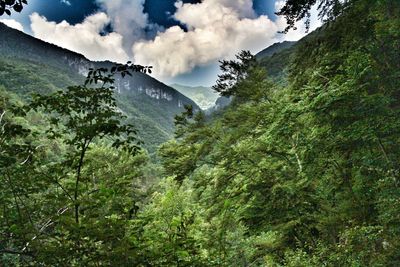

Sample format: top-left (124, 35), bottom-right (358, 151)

top-left (257, 41), bottom-right (296, 83)
top-left (1, 0), bottom-right (400, 266)
top-left (0, 22), bottom-right (199, 154)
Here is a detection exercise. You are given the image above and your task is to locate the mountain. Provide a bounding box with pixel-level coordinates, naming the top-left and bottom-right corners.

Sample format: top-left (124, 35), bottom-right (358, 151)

top-left (256, 27), bottom-right (326, 81)
top-left (256, 40), bottom-right (296, 59)
top-left (170, 84), bottom-right (219, 110)
top-left (204, 41), bottom-right (298, 114)
top-left (256, 41), bottom-right (297, 81)
top-left (0, 22), bottom-right (199, 153)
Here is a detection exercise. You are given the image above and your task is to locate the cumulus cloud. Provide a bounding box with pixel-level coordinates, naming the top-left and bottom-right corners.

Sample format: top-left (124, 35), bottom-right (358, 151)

top-left (0, 19), bottom-right (24, 32)
top-left (132, 0), bottom-right (321, 78)
top-left (30, 12), bottom-right (129, 63)
top-left (96, 0), bottom-right (162, 55)
top-left (27, 0), bottom-right (321, 78)
top-left (133, 0), bottom-right (280, 77)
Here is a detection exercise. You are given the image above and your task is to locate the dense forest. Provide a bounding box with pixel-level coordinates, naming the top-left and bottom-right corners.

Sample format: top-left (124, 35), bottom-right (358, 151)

top-left (1, 0), bottom-right (400, 266)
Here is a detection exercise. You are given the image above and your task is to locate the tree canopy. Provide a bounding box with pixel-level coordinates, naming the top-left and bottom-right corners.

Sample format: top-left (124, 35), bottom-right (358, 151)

top-left (1, 0), bottom-right (400, 265)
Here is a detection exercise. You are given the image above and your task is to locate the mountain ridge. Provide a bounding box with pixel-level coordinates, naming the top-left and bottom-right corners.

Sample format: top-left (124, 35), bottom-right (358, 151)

top-left (0, 22), bottom-right (199, 153)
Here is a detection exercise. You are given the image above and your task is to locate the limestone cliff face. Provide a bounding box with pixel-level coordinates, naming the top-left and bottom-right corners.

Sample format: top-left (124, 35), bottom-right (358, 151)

top-left (0, 22), bottom-right (198, 110)
top-left (110, 72), bottom-right (196, 110)
top-left (0, 22), bottom-right (199, 152)
top-left (57, 54), bottom-right (197, 111)
top-left (63, 56), bottom-right (93, 76)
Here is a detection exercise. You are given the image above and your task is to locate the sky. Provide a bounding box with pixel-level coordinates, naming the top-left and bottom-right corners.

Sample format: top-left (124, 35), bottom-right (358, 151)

top-left (0, 0), bottom-right (320, 86)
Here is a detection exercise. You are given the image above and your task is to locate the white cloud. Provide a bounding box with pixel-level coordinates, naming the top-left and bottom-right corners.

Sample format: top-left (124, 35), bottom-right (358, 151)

top-left (29, 12), bottom-right (129, 63)
top-left (0, 19), bottom-right (24, 32)
top-left (133, 0), bottom-right (280, 78)
top-left (274, 0), bottom-right (286, 10)
top-left (132, 0), bottom-right (321, 78)
top-left (60, 0), bottom-right (71, 6)
top-left (27, 0), bottom-right (321, 78)
top-left (96, 0), bottom-right (162, 55)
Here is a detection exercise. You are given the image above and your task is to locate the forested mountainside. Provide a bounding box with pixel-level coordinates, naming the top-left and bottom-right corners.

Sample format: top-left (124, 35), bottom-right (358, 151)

top-left (207, 41), bottom-right (300, 115)
top-left (1, 0), bottom-right (400, 266)
top-left (256, 40), bottom-right (296, 81)
top-left (0, 22), bottom-right (198, 153)
top-left (157, 2), bottom-right (400, 265)
top-left (256, 40), bottom-right (295, 60)
top-left (255, 28), bottom-right (328, 82)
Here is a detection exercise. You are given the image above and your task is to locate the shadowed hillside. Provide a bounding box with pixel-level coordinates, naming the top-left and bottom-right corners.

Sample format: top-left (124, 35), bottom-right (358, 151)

top-left (0, 22), bottom-right (199, 153)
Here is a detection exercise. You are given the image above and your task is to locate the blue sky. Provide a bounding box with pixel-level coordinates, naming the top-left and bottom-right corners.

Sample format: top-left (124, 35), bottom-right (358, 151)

top-left (9, 0), bottom-right (277, 29)
top-left (2, 0), bottom-right (319, 86)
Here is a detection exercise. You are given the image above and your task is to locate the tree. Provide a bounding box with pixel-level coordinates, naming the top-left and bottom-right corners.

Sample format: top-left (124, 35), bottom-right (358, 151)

top-left (276, 0), bottom-right (355, 32)
top-left (0, 89), bottom-right (38, 263)
top-left (158, 1), bottom-right (400, 265)
top-left (1, 63), bottom-right (151, 265)
top-left (0, 0), bottom-right (27, 16)
top-left (30, 65), bottom-right (143, 226)
top-left (212, 50), bottom-right (257, 97)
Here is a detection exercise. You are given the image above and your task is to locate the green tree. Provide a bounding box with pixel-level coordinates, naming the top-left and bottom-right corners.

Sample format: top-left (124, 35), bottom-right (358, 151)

top-left (276, 0), bottom-right (355, 33)
top-left (157, 1), bottom-right (400, 265)
top-left (0, 89), bottom-right (38, 263)
top-left (212, 50), bottom-right (257, 97)
top-left (30, 66), bottom-right (142, 226)
top-left (0, 63), bottom-right (153, 265)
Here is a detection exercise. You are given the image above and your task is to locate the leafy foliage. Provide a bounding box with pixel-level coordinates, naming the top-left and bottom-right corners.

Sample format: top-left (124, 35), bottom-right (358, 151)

top-left (276, 0), bottom-right (355, 33)
top-left (159, 0), bottom-right (400, 265)
top-left (1, 0), bottom-right (400, 265)
top-left (0, 22), bottom-right (198, 154)
top-left (212, 50), bottom-right (257, 97)
top-left (0, 0), bottom-right (27, 16)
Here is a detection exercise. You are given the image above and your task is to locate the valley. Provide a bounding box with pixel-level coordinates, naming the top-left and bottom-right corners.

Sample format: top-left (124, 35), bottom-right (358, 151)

top-left (0, 22), bottom-right (199, 153)
top-left (1, 0), bottom-right (399, 266)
